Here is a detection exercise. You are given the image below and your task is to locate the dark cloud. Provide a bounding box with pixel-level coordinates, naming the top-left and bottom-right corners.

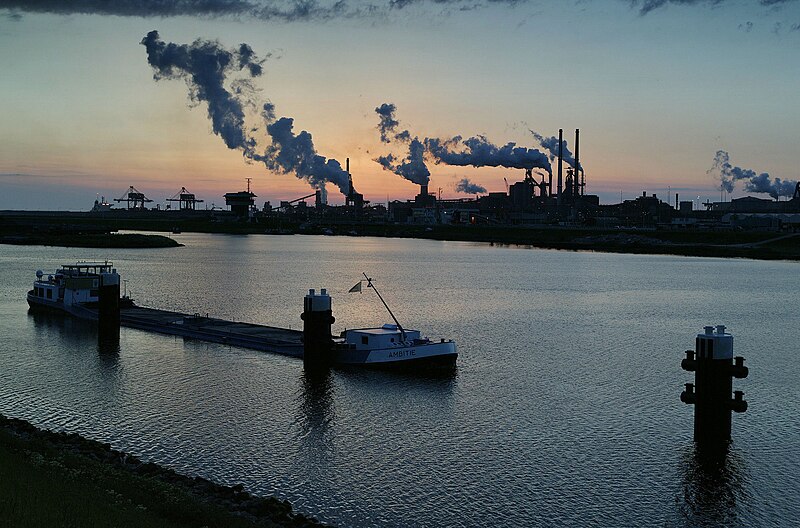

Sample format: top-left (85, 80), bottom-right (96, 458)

top-left (0, 0), bottom-right (525, 21)
top-left (630, 0), bottom-right (796, 15)
top-left (4, 0), bottom-right (797, 22)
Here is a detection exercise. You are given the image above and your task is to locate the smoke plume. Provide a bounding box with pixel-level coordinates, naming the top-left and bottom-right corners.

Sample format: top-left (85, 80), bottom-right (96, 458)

top-left (374, 103), bottom-right (429, 185)
top-left (425, 136), bottom-right (552, 174)
top-left (455, 178), bottom-right (487, 194)
top-left (375, 103), bottom-right (551, 188)
top-left (142, 31), bottom-right (349, 196)
top-left (709, 150), bottom-right (797, 200)
top-left (531, 131), bottom-right (581, 172)
top-left (262, 117), bottom-right (349, 196)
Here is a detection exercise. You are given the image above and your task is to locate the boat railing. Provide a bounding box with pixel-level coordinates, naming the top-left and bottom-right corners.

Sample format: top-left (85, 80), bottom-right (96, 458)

top-left (60, 261), bottom-right (114, 275)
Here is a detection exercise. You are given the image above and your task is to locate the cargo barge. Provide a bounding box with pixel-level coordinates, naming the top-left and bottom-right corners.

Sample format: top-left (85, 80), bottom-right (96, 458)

top-left (27, 264), bottom-right (456, 369)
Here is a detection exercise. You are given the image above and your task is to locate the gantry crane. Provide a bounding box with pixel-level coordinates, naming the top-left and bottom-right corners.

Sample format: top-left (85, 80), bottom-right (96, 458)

top-left (167, 187), bottom-right (204, 211)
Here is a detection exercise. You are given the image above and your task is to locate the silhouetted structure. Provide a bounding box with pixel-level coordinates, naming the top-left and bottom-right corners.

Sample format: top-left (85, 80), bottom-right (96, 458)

top-left (114, 186), bottom-right (153, 210)
top-left (167, 187), bottom-right (204, 210)
top-left (98, 267), bottom-right (120, 342)
top-left (301, 288), bottom-right (334, 370)
top-left (681, 325), bottom-right (748, 444)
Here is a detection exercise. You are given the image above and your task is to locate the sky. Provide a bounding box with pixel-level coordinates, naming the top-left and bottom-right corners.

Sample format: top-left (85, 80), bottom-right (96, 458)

top-left (0, 0), bottom-right (799, 210)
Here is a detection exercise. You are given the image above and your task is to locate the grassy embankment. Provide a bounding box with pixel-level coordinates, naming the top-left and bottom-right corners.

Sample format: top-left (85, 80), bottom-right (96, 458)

top-left (0, 414), bottom-right (325, 528)
top-left (0, 215), bottom-right (180, 248)
top-left (0, 232), bottom-right (181, 248)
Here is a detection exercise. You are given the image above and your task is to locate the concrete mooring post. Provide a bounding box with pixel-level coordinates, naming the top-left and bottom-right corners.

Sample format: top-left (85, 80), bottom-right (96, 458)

top-left (681, 325), bottom-right (748, 444)
top-left (301, 289), bottom-right (335, 370)
top-left (98, 269), bottom-right (121, 335)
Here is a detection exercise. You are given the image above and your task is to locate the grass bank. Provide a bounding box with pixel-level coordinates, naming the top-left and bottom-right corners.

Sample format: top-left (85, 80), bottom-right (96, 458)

top-left (0, 414), bottom-right (326, 528)
top-left (0, 233), bottom-right (181, 248)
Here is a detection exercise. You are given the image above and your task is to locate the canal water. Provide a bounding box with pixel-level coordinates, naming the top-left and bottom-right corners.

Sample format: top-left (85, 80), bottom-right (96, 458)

top-left (0, 234), bottom-right (798, 527)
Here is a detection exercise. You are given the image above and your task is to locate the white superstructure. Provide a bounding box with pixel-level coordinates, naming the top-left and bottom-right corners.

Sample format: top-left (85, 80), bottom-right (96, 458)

top-left (27, 261), bottom-right (118, 317)
top-left (334, 323), bottom-right (457, 367)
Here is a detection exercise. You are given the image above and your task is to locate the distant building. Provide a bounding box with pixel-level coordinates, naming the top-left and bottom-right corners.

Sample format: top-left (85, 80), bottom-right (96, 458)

top-left (224, 191), bottom-right (256, 219)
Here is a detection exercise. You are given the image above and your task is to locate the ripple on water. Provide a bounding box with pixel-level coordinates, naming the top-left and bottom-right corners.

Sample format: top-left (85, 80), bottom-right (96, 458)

top-left (1, 238), bottom-right (798, 527)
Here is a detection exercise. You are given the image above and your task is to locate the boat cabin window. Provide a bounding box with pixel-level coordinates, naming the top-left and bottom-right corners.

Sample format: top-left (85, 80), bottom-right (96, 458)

top-left (90, 289), bottom-right (99, 297)
top-left (46, 289), bottom-right (52, 299)
top-left (362, 336), bottom-right (369, 345)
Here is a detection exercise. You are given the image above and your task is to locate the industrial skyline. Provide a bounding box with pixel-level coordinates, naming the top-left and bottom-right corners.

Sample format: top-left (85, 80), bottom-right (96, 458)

top-left (1, 0), bottom-right (799, 210)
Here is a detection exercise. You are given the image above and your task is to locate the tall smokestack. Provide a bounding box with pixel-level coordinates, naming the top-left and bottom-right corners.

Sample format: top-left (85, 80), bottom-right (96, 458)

top-left (421, 184), bottom-right (428, 197)
top-left (676, 193), bottom-right (679, 210)
top-left (346, 157), bottom-right (352, 196)
top-left (574, 129), bottom-right (580, 198)
top-left (557, 128), bottom-right (563, 207)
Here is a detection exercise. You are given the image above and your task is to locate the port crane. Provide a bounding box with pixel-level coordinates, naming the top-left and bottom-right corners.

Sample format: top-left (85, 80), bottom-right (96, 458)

top-left (114, 186), bottom-right (153, 210)
top-left (166, 187), bottom-right (204, 211)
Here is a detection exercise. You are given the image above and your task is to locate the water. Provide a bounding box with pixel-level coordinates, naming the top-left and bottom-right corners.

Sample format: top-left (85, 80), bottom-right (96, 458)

top-left (1, 233), bottom-right (798, 527)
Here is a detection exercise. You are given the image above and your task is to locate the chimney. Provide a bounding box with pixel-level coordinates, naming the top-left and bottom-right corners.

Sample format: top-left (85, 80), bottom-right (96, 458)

top-left (557, 128), bottom-right (563, 207)
top-left (421, 184), bottom-right (428, 197)
top-left (676, 193), bottom-right (679, 210)
top-left (346, 157), bottom-right (353, 196)
top-left (574, 129), bottom-right (580, 198)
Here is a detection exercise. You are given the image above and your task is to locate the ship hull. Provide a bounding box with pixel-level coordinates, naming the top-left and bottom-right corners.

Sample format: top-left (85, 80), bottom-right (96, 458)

top-left (333, 341), bottom-right (457, 369)
top-left (27, 293), bottom-right (98, 320)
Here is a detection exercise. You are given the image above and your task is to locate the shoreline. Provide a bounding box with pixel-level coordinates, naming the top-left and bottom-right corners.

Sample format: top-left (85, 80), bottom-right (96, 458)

top-left (0, 233), bottom-right (181, 249)
top-left (0, 413), bottom-right (327, 527)
top-left (1, 210), bottom-right (799, 260)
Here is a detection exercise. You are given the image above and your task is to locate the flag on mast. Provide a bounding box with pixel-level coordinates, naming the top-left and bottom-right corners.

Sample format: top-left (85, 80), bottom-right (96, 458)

top-left (348, 281), bottom-right (363, 293)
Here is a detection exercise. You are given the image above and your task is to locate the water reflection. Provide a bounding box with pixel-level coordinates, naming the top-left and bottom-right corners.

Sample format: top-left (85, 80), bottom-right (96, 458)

top-left (28, 309), bottom-right (98, 345)
top-left (97, 326), bottom-right (121, 358)
top-left (678, 442), bottom-right (749, 527)
top-left (297, 369), bottom-right (335, 441)
top-left (28, 310), bottom-right (122, 388)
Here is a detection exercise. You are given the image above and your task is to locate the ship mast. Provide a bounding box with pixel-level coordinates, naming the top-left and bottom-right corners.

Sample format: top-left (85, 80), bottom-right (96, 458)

top-left (362, 272), bottom-right (406, 341)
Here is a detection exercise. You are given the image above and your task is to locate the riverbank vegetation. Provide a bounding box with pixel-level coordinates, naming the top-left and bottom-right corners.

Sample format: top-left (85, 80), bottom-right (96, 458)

top-left (0, 414), bottom-right (325, 528)
top-left (0, 232), bottom-right (181, 248)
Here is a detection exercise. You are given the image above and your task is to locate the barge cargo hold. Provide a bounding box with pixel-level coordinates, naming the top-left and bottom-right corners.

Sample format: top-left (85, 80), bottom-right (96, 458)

top-left (120, 307), bottom-right (304, 357)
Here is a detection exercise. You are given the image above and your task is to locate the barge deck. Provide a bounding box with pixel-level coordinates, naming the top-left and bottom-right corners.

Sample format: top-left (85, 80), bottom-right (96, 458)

top-left (119, 306), bottom-right (304, 357)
